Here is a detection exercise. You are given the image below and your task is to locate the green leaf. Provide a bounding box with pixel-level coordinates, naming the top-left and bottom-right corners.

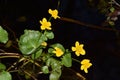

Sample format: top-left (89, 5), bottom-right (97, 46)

top-left (0, 63), bottom-right (6, 71)
top-left (19, 30), bottom-right (47, 55)
top-left (40, 34), bottom-right (48, 41)
top-left (49, 69), bottom-right (61, 80)
top-left (42, 66), bottom-right (49, 74)
top-left (0, 71), bottom-right (12, 80)
top-left (46, 58), bottom-right (62, 70)
top-left (42, 54), bottom-right (51, 62)
top-left (0, 26), bottom-right (8, 44)
top-left (110, 7), bottom-right (115, 12)
top-left (46, 58), bottom-right (62, 80)
top-left (46, 58), bottom-right (52, 67)
top-left (51, 60), bottom-right (61, 70)
top-left (31, 49), bottom-right (43, 59)
top-left (48, 48), bottom-right (54, 53)
top-left (44, 31), bottom-right (54, 39)
top-left (62, 53), bottom-right (72, 67)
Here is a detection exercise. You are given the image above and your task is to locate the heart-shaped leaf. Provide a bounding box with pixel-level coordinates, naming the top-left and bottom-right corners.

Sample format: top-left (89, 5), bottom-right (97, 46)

top-left (19, 30), bottom-right (47, 55)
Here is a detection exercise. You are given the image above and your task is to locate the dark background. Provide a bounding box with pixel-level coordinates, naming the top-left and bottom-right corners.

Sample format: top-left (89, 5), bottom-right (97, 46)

top-left (0, 0), bottom-right (120, 80)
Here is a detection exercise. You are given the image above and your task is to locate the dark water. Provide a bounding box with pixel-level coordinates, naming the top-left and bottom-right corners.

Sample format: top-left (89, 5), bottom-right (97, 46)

top-left (0, 0), bottom-right (120, 80)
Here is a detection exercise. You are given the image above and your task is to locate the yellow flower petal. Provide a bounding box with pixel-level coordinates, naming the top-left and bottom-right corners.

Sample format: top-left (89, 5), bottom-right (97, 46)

top-left (75, 41), bottom-right (80, 47)
top-left (71, 47), bottom-right (76, 51)
top-left (80, 49), bottom-right (86, 55)
top-left (75, 51), bottom-right (80, 56)
top-left (71, 41), bottom-right (86, 56)
top-left (80, 59), bottom-right (92, 73)
top-left (53, 47), bottom-right (64, 57)
top-left (39, 18), bottom-right (51, 30)
top-left (81, 59), bottom-right (90, 64)
top-left (80, 65), bottom-right (84, 70)
top-left (48, 9), bottom-right (60, 19)
top-left (84, 68), bottom-right (88, 73)
top-left (42, 18), bottom-right (47, 22)
top-left (41, 42), bottom-right (47, 46)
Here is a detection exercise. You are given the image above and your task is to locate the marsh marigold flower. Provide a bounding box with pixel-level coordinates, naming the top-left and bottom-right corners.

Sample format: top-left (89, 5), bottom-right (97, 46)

top-left (71, 41), bottom-right (85, 56)
top-left (40, 18), bottom-right (51, 30)
top-left (53, 47), bottom-right (64, 57)
top-left (80, 59), bottom-right (92, 73)
top-left (41, 42), bottom-right (47, 47)
top-left (48, 9), bottom-right (60, 19)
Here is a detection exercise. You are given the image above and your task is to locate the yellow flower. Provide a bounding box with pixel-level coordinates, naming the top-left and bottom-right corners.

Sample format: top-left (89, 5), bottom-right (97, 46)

top-left (80, 59), bottom-right (92, 73)
top-left (71, 41), bottom-right (85, 56)
top-left (53, 47), bottom-right (64, 57)
top-left (48, 9), bottom-right (60, 19)
top-left (41, 42), bottom-right (47, 47)
top-left (39, 18), bottom-right (51, 30)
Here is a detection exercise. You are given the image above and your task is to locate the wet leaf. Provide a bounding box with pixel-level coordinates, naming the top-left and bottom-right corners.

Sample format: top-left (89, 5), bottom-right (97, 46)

top-left (62, 53), bottom-right (72, 67)
top-left (19, 30), bottom-right (47, 55)
top-left (0, 71), bottom-right (12, 80)
top-left (0, 26), bottom-right (8, 44)
top-left (49, 69), bottom-right (61, 80)
top-left (31, 49), bottom-right (43, 59)
top-left (42, 66), bottom-right (49, 74)
top-left (44, 31), bottom-right (54, 39)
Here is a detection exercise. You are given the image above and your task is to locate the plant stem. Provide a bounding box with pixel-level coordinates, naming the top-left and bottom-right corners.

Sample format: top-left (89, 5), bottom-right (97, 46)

top-left (29, 59), bottom-right (41, 67)
top-left (20, 60), bottom-right (30, 68)
top-left (0, 56), bottom-right (20, 58)
top-left (72, 58), bottom-right (80, 63)
top-left (60, 17), bottom-right (120, 32)
top-left (6, 57), bottom-right (25, 71)
top-left (0, 53), bottom-right (20, 58)
top-left (48, 16), bottom-right (52, 21)
top-left (68, 68), bottom-right (86, 80)
top-left (112, 0), bottom-right (120, 7)
top-left (22, 69), bottom-right (38, 80)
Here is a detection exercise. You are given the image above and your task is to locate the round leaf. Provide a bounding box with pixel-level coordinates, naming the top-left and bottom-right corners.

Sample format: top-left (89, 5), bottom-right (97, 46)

top-left (49, 69), bottom-right (61, 80)
top-left (0, 26), bottom-right (8, 44)
top-left (41, 66), bottom-right (49, 74)
top-left (0, 71), bottom-right (12, 80)
top-left (44, 31), bottom-right (54, 39)
top-left (46, 58), bottom-right (61, 70)
top-left (62, 53), bottom-right (72, 67)
top-left (19, 30), bottom-right (47, 55)
top-left (48, 48), bottom-right (54, 53)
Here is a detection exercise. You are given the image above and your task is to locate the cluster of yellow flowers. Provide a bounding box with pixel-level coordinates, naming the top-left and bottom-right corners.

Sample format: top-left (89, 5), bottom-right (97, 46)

top-left (72, 41), bottom-right (92, 73)
top-left (39, 9), bottom-right (60, 30)
top-left (39, 9), bottom-right (92, 73)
